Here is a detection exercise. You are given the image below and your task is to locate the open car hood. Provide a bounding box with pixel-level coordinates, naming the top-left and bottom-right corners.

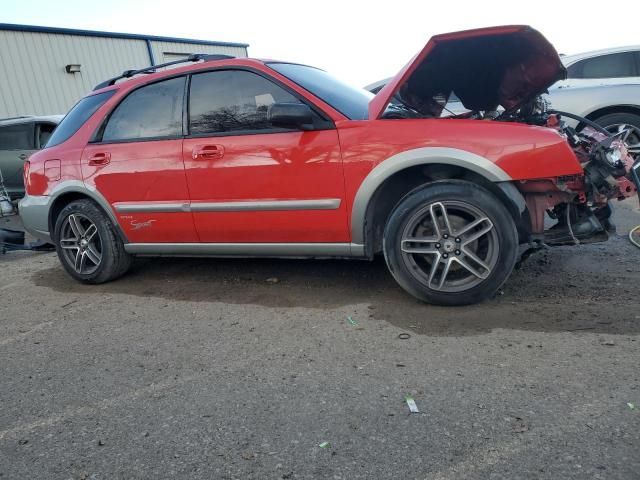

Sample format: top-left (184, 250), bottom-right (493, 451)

top-left (369, 25), bottom-right (566, 118)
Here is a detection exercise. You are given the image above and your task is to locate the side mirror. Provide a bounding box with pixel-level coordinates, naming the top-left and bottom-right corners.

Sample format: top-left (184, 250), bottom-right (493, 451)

top-left (268, 102), bottom-right (314, 130)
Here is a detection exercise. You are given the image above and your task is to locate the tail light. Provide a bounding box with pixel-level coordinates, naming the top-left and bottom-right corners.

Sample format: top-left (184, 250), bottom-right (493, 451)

top-left (23, 161), bottom-right (31, 193)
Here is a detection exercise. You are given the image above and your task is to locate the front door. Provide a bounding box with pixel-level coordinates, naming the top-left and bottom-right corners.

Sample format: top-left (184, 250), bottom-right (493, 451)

top-left (82, 76), bottom-right (198, 243)
top-left (182, 69), bottom-right (348, 243)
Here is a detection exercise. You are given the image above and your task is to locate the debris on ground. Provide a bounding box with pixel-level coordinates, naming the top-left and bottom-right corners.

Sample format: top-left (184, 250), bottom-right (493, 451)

top-left (347, 316), bottom-right (358, 326)
top-left (318, 441), bottom-right (330, 448)
top-left (511, 417), bottom-right (529, 433)
top-left (265, 277), bottom-right (280, 284)
top-left (601, 340), bottom-right (616, 346)
top-left (398, 333), bottom-right (411, 340)
top-left (405, 395), bottom-right (419, 413)
top-left (628, 402), bottom-right (636, 410)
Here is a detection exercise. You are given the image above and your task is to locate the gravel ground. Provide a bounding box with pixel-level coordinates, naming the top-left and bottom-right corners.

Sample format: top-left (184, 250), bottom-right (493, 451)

top-left (1, 200), bottom-right (639, 479)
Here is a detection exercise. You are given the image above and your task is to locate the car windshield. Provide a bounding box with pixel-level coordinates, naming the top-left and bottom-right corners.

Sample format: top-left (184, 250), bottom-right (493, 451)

top-left (268, 63), bottom-right (373, 120)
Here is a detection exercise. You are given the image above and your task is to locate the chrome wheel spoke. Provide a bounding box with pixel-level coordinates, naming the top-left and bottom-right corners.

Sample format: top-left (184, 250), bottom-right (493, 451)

top-left (60, 238), bottom-right (78, 250)
top-left (457, 249), bottom-right (491, 279)
top-left (68, 214), bottom-right (85, 237)
top-left (433, 258), bottom-right (451, 290)
top-left (461, 219), bottom-right (494, 246)
top-left (429, 202), bottom-right (452, 236)
top-left (85, 245), bottom-right (101, 265)
top-left (626, 141), bottom-right (640, 153)
top-left (401, 237), bottom-right (439, 254)
top-left (74, 249), bottom-right (87, 273)
top-left (84, 224), bottom-right (98, 242)
top-left (427, 253), bottom-right (443, 286)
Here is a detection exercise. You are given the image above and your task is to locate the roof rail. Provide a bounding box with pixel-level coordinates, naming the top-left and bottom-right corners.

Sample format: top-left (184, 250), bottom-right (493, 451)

top-left (93, 53), bottom-right (235, 90)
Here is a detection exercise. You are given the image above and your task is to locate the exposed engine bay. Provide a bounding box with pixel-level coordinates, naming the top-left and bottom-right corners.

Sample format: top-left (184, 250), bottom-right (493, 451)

top-left (503, 96), bottom-right (639, 247)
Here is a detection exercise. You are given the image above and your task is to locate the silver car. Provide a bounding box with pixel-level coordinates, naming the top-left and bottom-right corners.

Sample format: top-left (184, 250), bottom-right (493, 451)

top-left (0, 115), bottom-right (62, 200)
top-left (545, 46), bottom-right (640, 155)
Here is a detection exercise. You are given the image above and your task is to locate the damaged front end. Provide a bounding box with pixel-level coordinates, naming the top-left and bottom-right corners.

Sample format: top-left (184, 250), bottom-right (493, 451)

top-left (372, 25), bottom-right (639, 248)
top-left (516, 100), bottom-right (639, 246)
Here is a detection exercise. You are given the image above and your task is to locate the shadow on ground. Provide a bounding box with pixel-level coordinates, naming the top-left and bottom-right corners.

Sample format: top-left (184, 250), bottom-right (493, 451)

top-left (32, 233), bottom-right (639, 337)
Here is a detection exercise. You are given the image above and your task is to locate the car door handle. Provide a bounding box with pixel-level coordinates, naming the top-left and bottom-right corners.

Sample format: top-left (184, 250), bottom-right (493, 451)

top-left (88, 152), bottom-right (111, 166)
top-left (192, 144), bottom-right (224, 160)
top-left (19, 153), bottom-right (27, 160)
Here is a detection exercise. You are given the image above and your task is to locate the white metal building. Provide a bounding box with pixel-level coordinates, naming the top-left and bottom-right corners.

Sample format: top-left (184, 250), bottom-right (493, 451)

top-left (0, 24), bottom-right (249, 118)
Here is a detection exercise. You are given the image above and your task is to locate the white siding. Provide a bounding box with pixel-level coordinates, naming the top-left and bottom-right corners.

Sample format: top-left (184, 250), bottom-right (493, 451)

top-left (0, 30), bottom-right (248, 118)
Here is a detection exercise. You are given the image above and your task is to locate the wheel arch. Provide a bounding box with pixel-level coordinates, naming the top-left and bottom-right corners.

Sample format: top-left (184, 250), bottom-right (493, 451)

top-left (580, 104), bottom-right (640, 127)
top-left (48, 183), bottom-right (128, 244)
top-left (350, 147), bottom-right (528, 257)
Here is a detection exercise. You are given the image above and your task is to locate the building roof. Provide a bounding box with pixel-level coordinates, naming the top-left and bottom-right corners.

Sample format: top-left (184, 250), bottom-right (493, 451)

top-left (0, 23), bottom-right (249, 49)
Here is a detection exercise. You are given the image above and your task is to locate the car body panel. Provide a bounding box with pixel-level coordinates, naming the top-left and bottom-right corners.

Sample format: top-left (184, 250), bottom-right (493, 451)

top-left (337, 119), bottom-right (582, 243)
top-left (81, 139), bottom-right (199, 243)
top-left (183, 129), bottom-right (349, 243)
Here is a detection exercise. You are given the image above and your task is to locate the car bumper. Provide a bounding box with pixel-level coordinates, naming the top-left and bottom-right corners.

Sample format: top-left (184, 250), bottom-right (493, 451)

top-left (18, 194), bottom-right (52, 243)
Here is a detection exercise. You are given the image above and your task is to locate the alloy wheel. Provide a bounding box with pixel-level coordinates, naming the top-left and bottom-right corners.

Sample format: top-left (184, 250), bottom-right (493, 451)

top-left (59, 213), bottom-right (102, 275)
top-left (605, 123), bottom-right (640, 158)
top-left (399, 201), bottom-right (500, 293)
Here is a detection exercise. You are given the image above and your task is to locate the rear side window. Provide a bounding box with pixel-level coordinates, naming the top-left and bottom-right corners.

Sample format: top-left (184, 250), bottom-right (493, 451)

top-left (189, 70), bottom-right (301, 135)
top-left (567, 52), bottom-right (638, 79)
top-left (47, 91), bottom-right (115, 148)
top-left (0, 123), bottom-right (35, 150)
top-left (102, 77), bottom-right (185, 142)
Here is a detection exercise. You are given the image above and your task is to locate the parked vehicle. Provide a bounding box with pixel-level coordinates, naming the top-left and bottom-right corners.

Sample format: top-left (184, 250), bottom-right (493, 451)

top-left (546, 46), bottom-right (640, 157)
top-left (0, 115), bottom-right (62, 200)
top-left (19, 26), bottom-right (639, 305)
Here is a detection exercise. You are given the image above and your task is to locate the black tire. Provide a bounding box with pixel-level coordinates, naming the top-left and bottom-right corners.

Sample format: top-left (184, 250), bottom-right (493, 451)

top-left (53, 199), bottom-right (133, 284)
top-left (383, 180), bottom-right (518, 306)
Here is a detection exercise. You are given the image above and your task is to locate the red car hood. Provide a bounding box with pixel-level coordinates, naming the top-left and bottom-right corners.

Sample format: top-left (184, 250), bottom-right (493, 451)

top-left (369, 25), bottom-right (566, 118)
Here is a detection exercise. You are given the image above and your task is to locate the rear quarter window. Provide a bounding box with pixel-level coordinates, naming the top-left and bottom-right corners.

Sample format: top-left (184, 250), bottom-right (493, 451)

top-left (46, 91), bottom-right (116, 148)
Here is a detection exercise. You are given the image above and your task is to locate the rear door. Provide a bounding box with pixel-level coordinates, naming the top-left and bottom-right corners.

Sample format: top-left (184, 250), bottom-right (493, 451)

top-left (182, 68), bottom-right (348, 243)
top-left (81, 76), bottom-right (198, 243)
top-left (0, 122), bottom-right (37, 198)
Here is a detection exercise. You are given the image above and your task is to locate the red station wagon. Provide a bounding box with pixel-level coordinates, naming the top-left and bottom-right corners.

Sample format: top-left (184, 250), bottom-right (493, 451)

top-left (19, 26), bottom-right (639, 305)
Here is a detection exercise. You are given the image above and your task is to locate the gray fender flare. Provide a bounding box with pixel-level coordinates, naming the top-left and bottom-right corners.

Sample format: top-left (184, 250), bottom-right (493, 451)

top-left (48, 180), bottom-right (129, 243)
top-left (350, 147), bottom-right (512, 245)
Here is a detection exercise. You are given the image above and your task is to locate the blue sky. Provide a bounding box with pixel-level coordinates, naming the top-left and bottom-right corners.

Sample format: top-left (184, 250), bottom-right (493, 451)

top-left (3, 0), bottom-right (639, 87)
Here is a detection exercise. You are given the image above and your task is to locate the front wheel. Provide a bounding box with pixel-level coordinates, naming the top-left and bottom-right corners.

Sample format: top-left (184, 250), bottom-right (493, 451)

top-left (383, 181), bottom-right (519, 306)
top-left (53, 199), bottom-right (133, 284)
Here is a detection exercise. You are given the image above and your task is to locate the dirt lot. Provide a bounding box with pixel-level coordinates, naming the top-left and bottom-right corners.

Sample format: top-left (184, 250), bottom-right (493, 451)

top-left (1, 200), bottom-right (639, 479)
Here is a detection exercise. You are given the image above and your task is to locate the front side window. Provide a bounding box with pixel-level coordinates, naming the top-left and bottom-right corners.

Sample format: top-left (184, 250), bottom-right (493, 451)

top-left (0, 123), bottom-right (35, 150)
top-left (46, 91), bottom-right (115, 148)
top-left (567, 52), bottom-right (638, 79)
top-left (189, 70), bottom-right (302, 135)
top-left (102, 77), bottom-right (185, 142)
top-left (268, 63), bottom-right (373, 120)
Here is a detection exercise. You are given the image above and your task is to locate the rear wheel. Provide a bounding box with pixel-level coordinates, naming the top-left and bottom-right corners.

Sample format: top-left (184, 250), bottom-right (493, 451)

top-left (53, 199), bottom-right (132, 283)
top-left (383, 181), bottom-right (519, 305)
